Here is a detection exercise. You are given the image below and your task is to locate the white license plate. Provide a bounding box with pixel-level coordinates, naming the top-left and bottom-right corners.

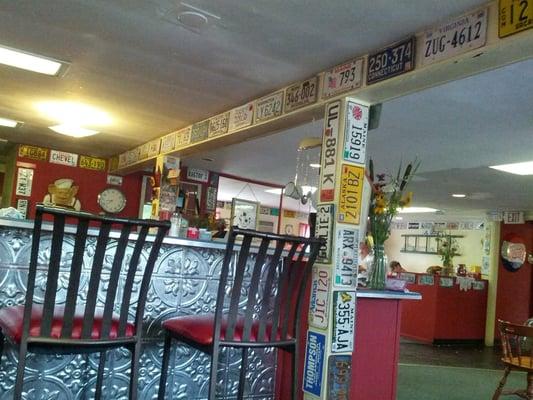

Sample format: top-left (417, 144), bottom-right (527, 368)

top-left (255, 91), bottom-right (284, 123)
top-left (334, 226), bottom-right (359, 288)
top-left (309, 265), bottom-right (331, 329)
top-left (316, 204), bottom-right (334, 263)
top-left (322, 57), bottom-right (364, 99)
top-left (419, 8), bottom-right (488, 65)
top-left (332, 291), bottom-right (356, 353)
top-left (208, 112), bottom-right (229, 138)
top-left (343, 102), bottom-right (368, 165)
top-left (284, 76), bottom-right (318, 112)
top-left (319, 101), bottom-right (341, 202)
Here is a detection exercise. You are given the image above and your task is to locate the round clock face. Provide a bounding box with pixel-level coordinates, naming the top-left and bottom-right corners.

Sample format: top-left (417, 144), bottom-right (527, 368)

top-left (98, 187), bottom-right (126, 213)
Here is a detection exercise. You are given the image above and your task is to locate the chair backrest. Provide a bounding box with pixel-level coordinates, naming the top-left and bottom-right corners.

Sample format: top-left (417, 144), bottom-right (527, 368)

top-left (498, 319), bottom-right (533, 369)
top-left (22, 204), bottom-right (170, 342)
top-left (213, 227), bottom-right (323, 345)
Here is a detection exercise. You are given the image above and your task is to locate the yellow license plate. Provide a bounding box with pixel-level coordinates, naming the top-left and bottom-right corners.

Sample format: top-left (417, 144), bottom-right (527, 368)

top-left (499, 0), bottom-right (533, 37)
top-left (338, 164), bottom-right (364, 225)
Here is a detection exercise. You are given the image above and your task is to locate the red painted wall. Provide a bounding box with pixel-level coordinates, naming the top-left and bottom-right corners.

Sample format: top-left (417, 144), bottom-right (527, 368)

top-left (495, 222), bottom-right (533, 332)
top-left (13, 145), bottom-right (144, 219)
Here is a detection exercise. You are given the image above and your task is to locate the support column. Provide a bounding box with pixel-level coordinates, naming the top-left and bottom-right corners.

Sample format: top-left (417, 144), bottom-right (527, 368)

top-left (484, 220), bottom-right (501, 346)
top-left (303, 98), bottom-right (370, 399)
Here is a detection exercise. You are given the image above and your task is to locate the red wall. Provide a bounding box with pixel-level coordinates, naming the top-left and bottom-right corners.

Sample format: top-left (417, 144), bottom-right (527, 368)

top-left (13, 146), bottom-right (144, 219)
top-left (495, 222), bottom-right (533, 332)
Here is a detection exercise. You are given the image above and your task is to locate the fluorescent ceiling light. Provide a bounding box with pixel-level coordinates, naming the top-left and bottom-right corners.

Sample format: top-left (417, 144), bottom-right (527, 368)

top-left (0, 45), bottom-right (65, 76)
top-left (489, 161), bottom-right (533, 176)
top-left (36, 101), bottom-right (112, 126)
top-left (301, 185), bottom-right (317, 193)
top-left (398, 207), bottom-right (439, 214)
top-left (0, 117), bottom-right (20, 128)
top-left (49, 124), bottom-right (99, 138)
top-left (394, 216), bottom-right (403, 220)
top-left (309, 163), bottom-right (321, 168)
top-left (265, 188), bottom-right (283, 195)
top-left (452, 193), bottom-right (466, 198)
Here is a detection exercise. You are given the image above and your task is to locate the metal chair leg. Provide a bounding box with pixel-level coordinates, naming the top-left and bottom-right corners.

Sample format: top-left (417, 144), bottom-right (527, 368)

top-left (95, 351), bottom-right (106, 400)
top-left (13, 343), bottom-right (28, 400)
top-left (129, 342), bottom-right (142, 400)
top-left (158, 332), bottom-right (172, 400)
top-left (236, 348), bottom-right (248, 400)
top-left (208, 345), bottom-right (220, 400)
top-left (492, 366), bottom-right (511, 400)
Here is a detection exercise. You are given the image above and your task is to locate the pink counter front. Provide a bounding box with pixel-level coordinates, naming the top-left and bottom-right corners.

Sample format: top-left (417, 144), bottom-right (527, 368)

top-left (277, 289), bottom-right (421, 399)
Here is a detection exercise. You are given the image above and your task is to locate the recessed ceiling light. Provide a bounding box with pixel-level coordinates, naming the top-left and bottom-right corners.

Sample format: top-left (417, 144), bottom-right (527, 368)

top-left (452, 194), bottom-right (466, 198)
top-left (489, 161), bottom-right (533, 176)
top-left (0, 44), bottom-right (67, 76)
top-left (49, 124), bottom-right (99, 138)
top-left (394, 216), bottom-right (403, 220)
top-left (36, 101), bottom-right (112, 126)
top-left (0, 117), bottom-right (21, 128)
top-left (265, 188), bottom-right (283, 195)
top-left (398, 207), bottom-right (439, 214)
top-left (309, 163), bottom-right (321, 168)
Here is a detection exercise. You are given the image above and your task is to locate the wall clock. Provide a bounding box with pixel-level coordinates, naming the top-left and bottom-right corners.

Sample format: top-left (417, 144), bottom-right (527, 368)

top-left (98, 187), bottom-right (127, 214)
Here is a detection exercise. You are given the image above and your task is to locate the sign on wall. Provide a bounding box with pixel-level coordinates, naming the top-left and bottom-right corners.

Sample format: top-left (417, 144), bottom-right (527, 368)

top-left (186, 168), bottom-right (209, 183)
top-left (343, 101), bottom-right (368, 164)
top-left (15, 168), bottom-right (33, 197)
top-left (254, 91), bottom-right (284, 123)
top-left (303, 330), bottom-right (326, 397)
top-left (334, 226), bottom-right (359, 288)
top-left (327, 355), bottom-right (352, 400)
top-left (16, 198), bottom-right (29, 219)
top-left (79, 155), bottom-right (106, 171)
top-left (309, 265), bottom-right (331, 329)
top-left (338, 164), bottom-right (364, 225)
top-left (332, 291), bottom-right (356, 353)
top-left (284, 76), bottom-right (319, 113)
top-left (316, 204), bottom-right (334, 263)
top-left (228, 102), bottom-right (254, 131)
top-left (322, 57), bottom-right (364, 99)
top-left (18, 145), bottom-right (48, 161)
top-left (367, 37), bottom-right (415, 85)
top-left (49, 150), bottom-right (78, 167)
top-left (319, 101), bottom-right (341, 202)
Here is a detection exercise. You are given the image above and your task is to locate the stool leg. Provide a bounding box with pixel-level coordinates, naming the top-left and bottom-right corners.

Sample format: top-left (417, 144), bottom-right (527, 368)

top-left (129, 341), bottom-right (142, 400)
top-left (158, 332), bottom-right (172, 400)
top-left (492, 366), bottom-right (511, 400)
top-left (208, 345), bottom-right (220, 400)
top-left (95, 351), bottom-right (106, 400)
top-left (236, 348), bottom-right (248, 400)
top-left (13, 342), bottom-right (28, 400)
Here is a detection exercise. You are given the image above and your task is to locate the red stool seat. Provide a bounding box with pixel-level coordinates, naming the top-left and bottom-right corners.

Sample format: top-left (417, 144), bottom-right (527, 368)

top-left (0, 305), bottom-right (135, 343)
top-left (162, 315), bottom-right (290, 346)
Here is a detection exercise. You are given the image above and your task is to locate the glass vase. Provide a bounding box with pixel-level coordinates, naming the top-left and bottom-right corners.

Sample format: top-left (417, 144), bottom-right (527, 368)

top-left (368, 244), bottom-right (387, 290)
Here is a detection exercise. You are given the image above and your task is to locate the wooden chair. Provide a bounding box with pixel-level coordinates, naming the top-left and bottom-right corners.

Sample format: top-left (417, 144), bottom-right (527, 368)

top-left (0, 204), bottom-right (170, 400)
top-left (157, 227), bottom-right (323, 400)
top-left (493, 319), bottom-right (533, 400)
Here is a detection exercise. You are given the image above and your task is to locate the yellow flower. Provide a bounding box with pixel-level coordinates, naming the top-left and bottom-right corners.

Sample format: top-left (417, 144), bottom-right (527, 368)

top-left (400, 191), bottom-right (413, 208)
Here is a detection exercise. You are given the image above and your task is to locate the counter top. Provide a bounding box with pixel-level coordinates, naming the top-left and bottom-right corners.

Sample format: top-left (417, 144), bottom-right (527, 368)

top-left (357, 289), bottom-right (421, 300)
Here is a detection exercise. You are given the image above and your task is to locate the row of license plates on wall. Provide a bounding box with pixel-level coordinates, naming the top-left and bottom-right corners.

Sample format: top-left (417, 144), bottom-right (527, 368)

top-left (119, 2), bottom-right (531, 169)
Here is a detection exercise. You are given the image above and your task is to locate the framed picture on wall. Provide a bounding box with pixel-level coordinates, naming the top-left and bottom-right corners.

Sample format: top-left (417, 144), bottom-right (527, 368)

top-left (231, 198), bottom-right (259, 230)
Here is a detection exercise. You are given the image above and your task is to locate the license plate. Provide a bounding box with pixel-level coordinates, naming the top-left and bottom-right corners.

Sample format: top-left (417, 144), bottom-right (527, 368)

top-left (319, 101), bottom-right (341, 202)
top-left (332, 291), bottom-right (356, 353)
top-left (316, 204), bottom-right (334, 263)
top-left (303, 331), bottom-right (326, 397)
top-left (175, 126), bottom-right (191, 148)
top-left (228, 102), bottom-right (254, 131)
top-left (255, 91), bottom-right (283, 123)
top-left (418, 8), bottom-right (488, 65)
top-left (327, 355), bottom-right (352, 400)
top-left (284, 76), bottom-right (319, 112)
top-left (343, 102), bottom-right (368, 164)
top-left (190, 120), bottom-right (209, 143)
top-left (160, 131), bottom-right (176, 154)
top-left (309, 265), bottom-right (331, 329)
top-left (208, 112), bottom-right (229, 138)
top-left (338, 164), bottom-right (364, 225)
top-left (322, 57), bottom-right (364, 99)
top-left (499, 0), bottom-right (533, 37)
top-left (334, 226), bottom-right (359, 287)
top-left (367, 37), bottom-right (415, 84)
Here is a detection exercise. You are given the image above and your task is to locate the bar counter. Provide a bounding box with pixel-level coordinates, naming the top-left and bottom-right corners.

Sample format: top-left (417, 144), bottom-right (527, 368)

top-left (0, 218), bottom-right (420, 399)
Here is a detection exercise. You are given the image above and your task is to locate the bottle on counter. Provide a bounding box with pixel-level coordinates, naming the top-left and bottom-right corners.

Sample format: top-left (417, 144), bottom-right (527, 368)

top-left (170, 209), bottom-right (180, 237)
top-left (178, 213), bottom-right (189, 238)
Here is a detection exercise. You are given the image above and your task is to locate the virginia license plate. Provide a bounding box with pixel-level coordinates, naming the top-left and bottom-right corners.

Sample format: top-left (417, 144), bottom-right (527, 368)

top-left (499, 0), bottom-right (533, 37)
top-left (419, 8), bottom-right (488, 65)
top-left (255, 91), bottom-right (283, 123)
top-left (367, 37), bottom-right (415, 84)
top-left (322, 57), bottom-right (364, 99)
top-left (284, 76), bottom-right (318, 112)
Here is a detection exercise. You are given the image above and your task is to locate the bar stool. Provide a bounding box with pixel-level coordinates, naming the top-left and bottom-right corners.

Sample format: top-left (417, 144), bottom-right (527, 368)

top-left (0, 204), bottom-right (170, 400)
top-left (157, 227), bottom-right (323, 400)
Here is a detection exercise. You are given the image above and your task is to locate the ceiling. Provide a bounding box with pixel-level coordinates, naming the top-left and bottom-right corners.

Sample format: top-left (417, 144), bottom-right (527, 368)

top-left (0, 0), bottom-right (532, 218)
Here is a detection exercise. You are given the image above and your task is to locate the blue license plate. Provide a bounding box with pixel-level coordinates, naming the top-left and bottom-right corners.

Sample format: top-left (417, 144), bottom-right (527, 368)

top-left (367, 37), bottom-right (415, 84)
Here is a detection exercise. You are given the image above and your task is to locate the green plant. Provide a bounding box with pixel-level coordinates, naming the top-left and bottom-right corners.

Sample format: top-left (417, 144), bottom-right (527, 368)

top-left (436, 234), bottom-right (460, 267)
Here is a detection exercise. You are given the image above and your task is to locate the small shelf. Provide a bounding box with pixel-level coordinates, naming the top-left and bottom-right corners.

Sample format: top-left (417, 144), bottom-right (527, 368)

top-left (400, 233), bottom-right (463, 255)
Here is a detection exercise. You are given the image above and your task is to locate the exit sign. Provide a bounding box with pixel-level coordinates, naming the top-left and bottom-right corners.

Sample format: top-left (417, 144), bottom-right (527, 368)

top-left (503, 211), bottom-right (524, 224)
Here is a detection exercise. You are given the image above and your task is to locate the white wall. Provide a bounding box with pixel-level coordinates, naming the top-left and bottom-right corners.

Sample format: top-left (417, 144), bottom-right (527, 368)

top-left (385, 227), bottom-right (484, 274)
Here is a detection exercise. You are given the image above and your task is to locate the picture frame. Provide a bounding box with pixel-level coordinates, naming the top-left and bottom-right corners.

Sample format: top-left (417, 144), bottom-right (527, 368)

top-left (230, 198), bottom-right (259, 230)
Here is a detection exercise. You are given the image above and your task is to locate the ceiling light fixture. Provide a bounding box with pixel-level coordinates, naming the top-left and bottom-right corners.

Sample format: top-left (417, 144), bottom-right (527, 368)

top-left (265, 188), bottom-right (283, 195)
top-left (0, 44), bottom-right (66, 76)
top-left (36, 101), bottom-right (112, 126)
top-left (398, 207), bottom-right (439, 214)
top-left (0, 117), bottom-right (21, 128)
top-left (309, 163), bottom-right (321, 168)
top-left (489, 161), bottom-right (533, 176)
top-left (49, 124), bottom-right (99, 138)
top-left (452, 194), bottom-right (466, 198)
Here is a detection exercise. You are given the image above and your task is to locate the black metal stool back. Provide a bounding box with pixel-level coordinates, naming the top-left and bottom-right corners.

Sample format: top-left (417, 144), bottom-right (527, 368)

top-left (0, 204), bottom-right (169, 400)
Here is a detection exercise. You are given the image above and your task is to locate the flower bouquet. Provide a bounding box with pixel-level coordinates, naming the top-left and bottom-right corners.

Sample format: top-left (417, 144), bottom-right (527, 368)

top-left (436, 234), bottom-right (459, 275)
top-left (366, 158), bottom-right (420, 289)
